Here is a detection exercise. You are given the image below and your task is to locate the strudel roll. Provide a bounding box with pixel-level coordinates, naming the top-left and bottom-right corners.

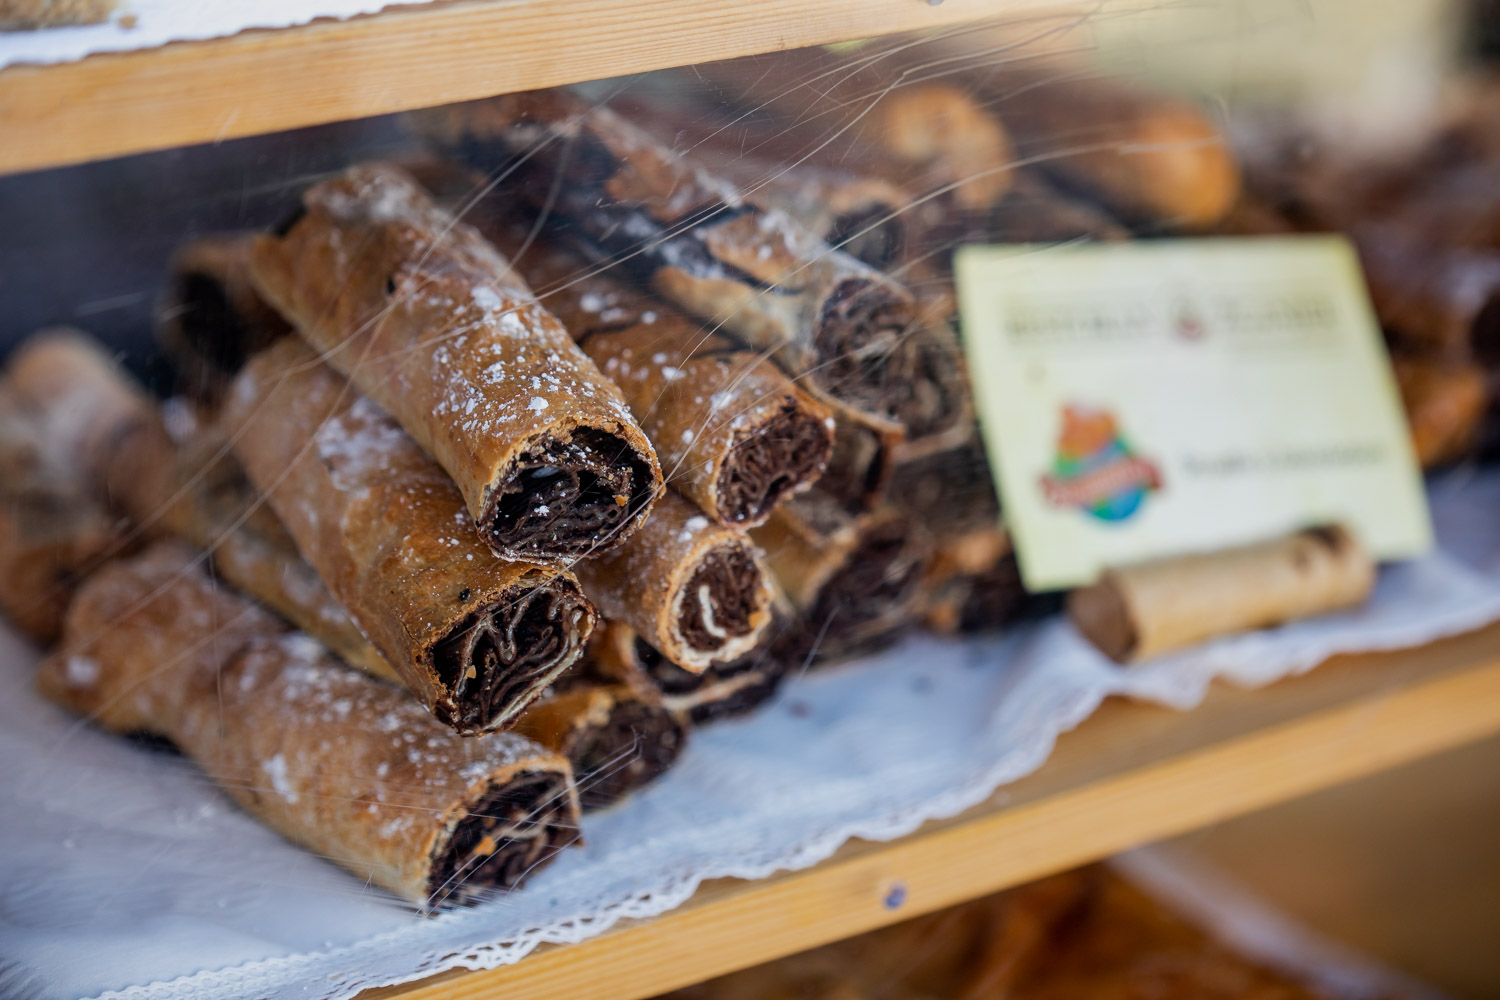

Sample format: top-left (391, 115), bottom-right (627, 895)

top-left (225, 338), bottom-right (597, 734)
top-left (573, 489), bottom-right (774, 673)
top-left (249, 163), bottom-right (661, 562)
top-left (475, 212), bottom-right (833, 527)
top-left (37, 542), bottom-right (580, 909)
top-left (983, 62), bottom-right (1241, 228)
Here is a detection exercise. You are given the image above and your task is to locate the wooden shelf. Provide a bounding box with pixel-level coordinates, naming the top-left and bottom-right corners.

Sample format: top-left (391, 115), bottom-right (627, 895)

top-left (356, 622), bottom-right (1500, 1000)
top-left (0, 0), bottom-right (1080, 177)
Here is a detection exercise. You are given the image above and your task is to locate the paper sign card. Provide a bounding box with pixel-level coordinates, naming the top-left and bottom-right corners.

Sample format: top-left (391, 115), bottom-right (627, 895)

top-left (955, 236), bottom-right (1433, 591)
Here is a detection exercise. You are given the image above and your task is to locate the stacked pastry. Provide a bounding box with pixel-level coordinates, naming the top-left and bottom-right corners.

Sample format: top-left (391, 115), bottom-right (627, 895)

top-left (0, 57), bottom-right (1322, 908)
top-left (0, 154), bottom-right (855, 906)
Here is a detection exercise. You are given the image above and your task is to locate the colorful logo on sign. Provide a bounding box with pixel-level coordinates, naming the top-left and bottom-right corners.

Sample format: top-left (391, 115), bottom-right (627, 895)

top-left (1039, 405), bottom-right (1162, 521)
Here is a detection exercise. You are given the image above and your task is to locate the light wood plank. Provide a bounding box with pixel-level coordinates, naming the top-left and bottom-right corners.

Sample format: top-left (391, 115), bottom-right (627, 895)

top-left (0, 0), bottom-right (1079, 177)
top-left (359, 622), bottom-right (1500, 1000)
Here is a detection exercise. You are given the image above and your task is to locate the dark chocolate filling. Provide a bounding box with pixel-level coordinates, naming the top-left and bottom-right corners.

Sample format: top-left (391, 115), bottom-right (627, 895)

top-left (812, 278), bottom-right (922, 421)
top-left (677, 543), bottom-right (761, 653)
top-left (484, 428), bottom-right (655, 558)
top-left (716, 402), bottom-right (830, 524)
top-left (430, 579), bottom-right (591, 734)
top-left (425, 772), bottom-right (577, 908)
top-left (568, 701), bottom-right (686, 810)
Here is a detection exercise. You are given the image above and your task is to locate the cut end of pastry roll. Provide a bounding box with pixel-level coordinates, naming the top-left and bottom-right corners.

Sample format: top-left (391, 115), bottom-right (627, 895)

top-left (818, 413), bottom-right (904, 515)
top-left (713, 398), bottom-right (833, 527)
top-left (426, 769), bottom-right (580, 907)
top-left (429, 572), bottom-right (596, 735)
top-left (812, 277), bottom-right (924, 420)
top-left (673, 535), bottom-right (769, 667)
top-left (482, 426), bottom-right (660, 560)
top-left (575, 491), bottom-right (774, 673)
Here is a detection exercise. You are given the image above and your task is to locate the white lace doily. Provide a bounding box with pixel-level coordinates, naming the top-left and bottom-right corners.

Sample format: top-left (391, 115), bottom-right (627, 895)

top-left (2, 472), bottom-right (1498, 1000)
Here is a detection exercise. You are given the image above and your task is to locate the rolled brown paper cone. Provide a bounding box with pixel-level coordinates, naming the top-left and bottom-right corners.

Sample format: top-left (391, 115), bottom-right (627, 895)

top-left (420, 91), bottom-right (928, 430)
top-left (1392, 355), bottom-right (1488, 469)
top-left (573, 489), bottom-right (773, 673)
top-left (249, 163), bottom-right (661, 563)
top-left (474, 212), bottom-right (834, 528)
top-left (587, 621), bottom-right (788, 725)
top-left (511, 681), bottom-right (687, 810)
top-left (982, 63), bottom-right (1240, 228)
top-left (225, 337), bottom-right (597, 735)
top-left (752, 491), bottom-right (933, 664)
top-left (1068, 526), bottom-right (1376, 664)
top-left (37, 542), bottom-right (581, 909)
top-left (156, 232), bottom-right (291, 402)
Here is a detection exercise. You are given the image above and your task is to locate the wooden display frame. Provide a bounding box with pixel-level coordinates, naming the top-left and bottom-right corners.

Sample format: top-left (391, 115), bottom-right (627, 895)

top-left (4, 5), bottom-right (1496, 998)
top-left (0, 0), bottom-right (1087, 177)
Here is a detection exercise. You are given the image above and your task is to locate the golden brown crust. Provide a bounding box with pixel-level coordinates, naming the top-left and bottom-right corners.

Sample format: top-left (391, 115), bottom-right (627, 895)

top-left (573, 490), bottom-right (773, 672)
top-left (156, 232), bottom-right (291, 401)
top-left (0, 477), bottom-right (126, 643)
top-left (124, 410), bottom-right (399, 681)
top-left (1068, 526), bottom-right (1376, 663)
top-left (37, 543), bottom-right (580, 908)
top-left (474, 213), bottom-right (835, 527)
top-left (248, 163), bottom-right (661, 562)
top-left (225, 338), bottom-right (597, 734)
